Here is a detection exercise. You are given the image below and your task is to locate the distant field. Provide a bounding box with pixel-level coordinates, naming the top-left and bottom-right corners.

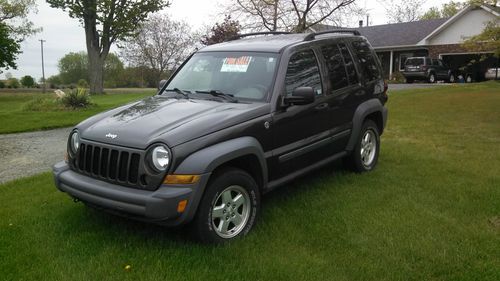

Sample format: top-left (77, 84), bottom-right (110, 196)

top-left (0, 82), bottom-right (499, 280)
top-left (0, 89), bottom-right (155, 134)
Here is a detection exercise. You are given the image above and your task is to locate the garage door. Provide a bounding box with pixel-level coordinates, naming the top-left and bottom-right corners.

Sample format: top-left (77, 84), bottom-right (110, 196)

top-left (440, 53), bottom-right (497, 82)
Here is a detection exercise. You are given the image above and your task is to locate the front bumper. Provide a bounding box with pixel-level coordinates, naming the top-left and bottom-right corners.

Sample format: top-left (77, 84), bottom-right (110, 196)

top-left (53, 161), bottom-right (210, 226)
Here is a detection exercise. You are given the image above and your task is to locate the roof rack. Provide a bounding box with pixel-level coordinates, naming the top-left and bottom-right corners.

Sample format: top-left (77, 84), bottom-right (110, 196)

top-left (229, 31), bottom-right (291, 41)
top-left (304, 29), bottom-right (360, 41)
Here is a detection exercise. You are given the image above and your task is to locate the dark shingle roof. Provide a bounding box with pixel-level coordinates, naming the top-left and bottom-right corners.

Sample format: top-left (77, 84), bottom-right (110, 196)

top-left (314, 18), bottom-right (449, 48)
top-left (357, 18), bottom-right (449, 47)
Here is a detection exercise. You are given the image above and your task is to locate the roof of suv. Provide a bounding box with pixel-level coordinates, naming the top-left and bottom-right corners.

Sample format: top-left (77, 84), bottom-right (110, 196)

top-left (199, 33), bottom-right (359, 53)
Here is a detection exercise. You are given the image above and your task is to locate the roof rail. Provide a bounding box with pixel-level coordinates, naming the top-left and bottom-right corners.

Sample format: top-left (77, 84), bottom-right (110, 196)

top-left (229, 31), bottom-right (291, 41)
top-left (304, 29), bottom-right (360, 41)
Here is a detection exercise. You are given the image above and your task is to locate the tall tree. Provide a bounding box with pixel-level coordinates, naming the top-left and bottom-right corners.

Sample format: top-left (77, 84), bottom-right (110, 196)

top-left (20, 75), bottom-right (35, 87)
top-left (290, 0), bottom-right (356, 32)
top-left (228, 0), bottom-right (286, 31)
top-left (47, 0), bottom-right (169, 94)
top-left (462, 20), bottom-right (500, 58)
top-left (224, 0), bottom-right (359, 32)
top-left (0, 0), bottom-right (39, 37)
top-left (58, 51), bottom-right (125, 86)
top-left (0, 22), bottom-right (19, 71)
top-left (121, 14), bottom-right (196, 83)
top-left (421, 0), bottom-right (499, 20)
top-left (382, 0), bottom-right (427, 23)
top-left (201, 15), bottom-right (241, 45)
top-left (0, 0), bottom-right (39, 72)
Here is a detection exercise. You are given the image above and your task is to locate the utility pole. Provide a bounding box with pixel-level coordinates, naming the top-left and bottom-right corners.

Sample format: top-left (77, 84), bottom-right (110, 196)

top-left (39, 39), bottom-right (46, 93)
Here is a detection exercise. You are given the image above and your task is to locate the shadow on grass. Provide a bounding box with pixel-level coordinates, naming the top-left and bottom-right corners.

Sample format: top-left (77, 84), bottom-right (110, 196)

top-left (57, 159), bottom-right (351, 245)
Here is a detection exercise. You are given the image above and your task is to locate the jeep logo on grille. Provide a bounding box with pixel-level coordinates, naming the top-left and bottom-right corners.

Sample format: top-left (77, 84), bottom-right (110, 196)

top-left (105, 133), bottom-right (117, 139)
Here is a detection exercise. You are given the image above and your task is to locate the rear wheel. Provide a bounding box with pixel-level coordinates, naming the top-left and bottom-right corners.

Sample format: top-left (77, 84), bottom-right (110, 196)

top-left (448, 74), bottom-right (455, 83)
top-left (191, 168), bottom-right (260, 244)
top-left (405, 78), bottom-right (414, 84)
top-left (345, 120), bottom-right (380, 172)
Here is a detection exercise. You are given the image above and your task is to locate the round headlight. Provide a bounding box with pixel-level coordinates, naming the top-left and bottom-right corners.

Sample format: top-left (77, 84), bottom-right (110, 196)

top-left (151, 145), bottom-right (170, 171)
top-left (70, 131), bottom-right (80, 154)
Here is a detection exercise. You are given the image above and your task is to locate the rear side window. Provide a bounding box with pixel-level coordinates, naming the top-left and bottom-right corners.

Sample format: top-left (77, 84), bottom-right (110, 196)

top-left (406, 58), bottom-right (424, 66)
top-left (285, 49), bottom-right (322, 96)
top-left (321, 44), bottom-right (349, 91)
top-left (351, 40), bottom-right (381, 82)
top-left (338, 43), bottom-right (358, 85)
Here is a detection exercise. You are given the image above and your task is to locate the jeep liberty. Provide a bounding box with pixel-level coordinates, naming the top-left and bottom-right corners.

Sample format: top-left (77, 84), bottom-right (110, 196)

top-left (53, 30), bottom-right (388, 243)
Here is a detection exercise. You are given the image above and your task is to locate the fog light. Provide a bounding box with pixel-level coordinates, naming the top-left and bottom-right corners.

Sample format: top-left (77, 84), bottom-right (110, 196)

top-left (164, 175), bottom-right (200, 184)
top-left (177, 200), bottom-right (188, 213)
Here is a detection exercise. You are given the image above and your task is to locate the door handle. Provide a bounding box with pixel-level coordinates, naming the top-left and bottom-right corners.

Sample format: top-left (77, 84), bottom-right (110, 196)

top-left (315, 103), bottom-right (329, 111)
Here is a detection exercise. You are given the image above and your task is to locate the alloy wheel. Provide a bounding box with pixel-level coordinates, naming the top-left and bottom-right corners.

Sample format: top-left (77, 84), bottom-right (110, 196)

top-left (360, 130), bottom-right (377, 168)
top-left (211, 185), bottom-right (251, 239)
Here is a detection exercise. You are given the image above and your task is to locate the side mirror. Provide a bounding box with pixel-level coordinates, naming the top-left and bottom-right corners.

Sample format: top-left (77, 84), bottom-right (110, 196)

top-left (283, 87), bottom-right (315, 106)
top-left (158, 79), bottom-right (167, 90)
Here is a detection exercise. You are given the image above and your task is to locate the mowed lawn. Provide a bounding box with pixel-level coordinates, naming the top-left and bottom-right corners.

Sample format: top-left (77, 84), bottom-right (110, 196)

top-left (0, 83), bottom-right (499, 281)
top-left (0, 88), bottom-right (155, 134)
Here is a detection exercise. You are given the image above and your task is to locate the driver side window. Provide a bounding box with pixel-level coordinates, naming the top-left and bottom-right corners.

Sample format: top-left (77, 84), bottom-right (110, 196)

top-left (285, 49), bottom-right (322, 96)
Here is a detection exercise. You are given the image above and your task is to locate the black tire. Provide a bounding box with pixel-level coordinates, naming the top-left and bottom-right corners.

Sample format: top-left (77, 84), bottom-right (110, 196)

top-left (190, 168), bottom-right (260, 244)
top-left (428, 73), bottom-right (436, 83)
top-left (344, 120), bottom-right (380, 173)
top-left (406, 78), bottom-right (414, 84)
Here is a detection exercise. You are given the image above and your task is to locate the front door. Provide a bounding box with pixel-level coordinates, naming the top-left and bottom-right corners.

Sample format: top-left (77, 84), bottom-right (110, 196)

top-left (270, 48), bottom-right (330, 180)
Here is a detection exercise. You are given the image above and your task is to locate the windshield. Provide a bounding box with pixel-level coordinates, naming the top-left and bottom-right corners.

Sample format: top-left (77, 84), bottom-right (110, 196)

top-left (405, 58), bottom-right (424, 66)
top-left (163, 52), bottom-right (279, 101)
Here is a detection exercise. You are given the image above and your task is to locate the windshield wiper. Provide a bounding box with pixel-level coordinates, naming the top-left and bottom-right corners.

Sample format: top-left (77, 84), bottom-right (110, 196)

top-left (164, 88), bottom-right (190, 99)
top-left (195, 90), bottom-right (238, 103)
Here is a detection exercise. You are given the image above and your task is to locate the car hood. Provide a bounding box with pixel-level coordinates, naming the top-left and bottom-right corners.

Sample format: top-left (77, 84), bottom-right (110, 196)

top-left (77, 95), bottom-right (270, 149)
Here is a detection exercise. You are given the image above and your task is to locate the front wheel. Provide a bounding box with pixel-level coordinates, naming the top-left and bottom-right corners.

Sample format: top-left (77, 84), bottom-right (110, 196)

top-left (191, 168), bottom-right (260, 243)
top-left (345, 120), bottom-right (380, 172)
top-left (428, 73), bottom-right (436, 83)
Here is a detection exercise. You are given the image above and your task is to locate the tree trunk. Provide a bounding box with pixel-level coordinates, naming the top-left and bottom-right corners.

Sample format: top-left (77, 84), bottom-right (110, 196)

top-left (88, 49), bottom-right (105, 94)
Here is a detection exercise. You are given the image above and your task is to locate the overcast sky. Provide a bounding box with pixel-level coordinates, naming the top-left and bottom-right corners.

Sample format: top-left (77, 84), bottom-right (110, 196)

top-left (5, 0), bottom-right (462, 80)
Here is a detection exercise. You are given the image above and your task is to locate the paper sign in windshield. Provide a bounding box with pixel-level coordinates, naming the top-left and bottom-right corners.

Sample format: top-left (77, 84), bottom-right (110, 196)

top-left (220, 56), bottom-right (252, 72)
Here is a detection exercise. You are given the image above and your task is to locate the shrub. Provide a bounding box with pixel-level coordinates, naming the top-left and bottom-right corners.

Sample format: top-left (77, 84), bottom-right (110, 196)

top-left (391, 71), bottom-right (406, 83)
top-left (22, 97), bottom-right (65, 112)
top-left (20, 75), bottom-right (36, 88)
top-left (61, 88), bottom-right (92, 109)
top-left (0, 81), bottom-right (5, 88)
top-left (7, 78), bottom-right (20, 88)
top-left (77, 79), bottom-right (89, 88)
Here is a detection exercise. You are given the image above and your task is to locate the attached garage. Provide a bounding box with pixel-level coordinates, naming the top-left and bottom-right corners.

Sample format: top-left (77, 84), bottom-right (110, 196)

top-left (440, 53), bottom-right (498, 82)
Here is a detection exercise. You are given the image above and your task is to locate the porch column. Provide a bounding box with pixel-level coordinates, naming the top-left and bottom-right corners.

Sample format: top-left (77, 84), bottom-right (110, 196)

top-left (389, 50), bottom-right (394, 80)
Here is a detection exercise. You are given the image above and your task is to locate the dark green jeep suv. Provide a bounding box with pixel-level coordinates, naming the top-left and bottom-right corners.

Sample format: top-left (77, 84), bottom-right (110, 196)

top-left (53, 30), bottom-right (388, 243)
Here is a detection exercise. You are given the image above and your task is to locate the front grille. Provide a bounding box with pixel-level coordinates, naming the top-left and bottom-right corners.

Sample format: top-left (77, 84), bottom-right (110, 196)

top-left (76, 143), bottom-right (142, 186)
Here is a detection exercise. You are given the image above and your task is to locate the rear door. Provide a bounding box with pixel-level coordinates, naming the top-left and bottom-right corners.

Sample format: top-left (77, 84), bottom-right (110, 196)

top-left (349, 38), bottom-right (384, 101)
top-left (318, 42), bottom-right (361, 153)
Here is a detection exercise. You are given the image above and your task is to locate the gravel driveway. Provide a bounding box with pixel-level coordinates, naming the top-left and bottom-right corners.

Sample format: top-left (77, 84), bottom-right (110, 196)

top-left (0, 128), bottom-right (71, 184)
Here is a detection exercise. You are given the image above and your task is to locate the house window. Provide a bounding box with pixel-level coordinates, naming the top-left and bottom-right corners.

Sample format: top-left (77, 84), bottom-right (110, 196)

top-left (399, 53), bottom-right (413, 71)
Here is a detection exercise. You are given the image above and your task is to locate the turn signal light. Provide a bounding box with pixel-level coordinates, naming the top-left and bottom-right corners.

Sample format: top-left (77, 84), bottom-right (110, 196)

top-left (163, 175), bottom-right (200, 185)
top-left (177, 200), bottom-right (188, 213)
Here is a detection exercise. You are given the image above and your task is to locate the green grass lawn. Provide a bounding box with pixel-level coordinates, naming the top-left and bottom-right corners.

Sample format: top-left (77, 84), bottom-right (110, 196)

top-left (0, 89), bottom-right (155, 134)
top-left (1, 82), bottom-right (499, 280)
